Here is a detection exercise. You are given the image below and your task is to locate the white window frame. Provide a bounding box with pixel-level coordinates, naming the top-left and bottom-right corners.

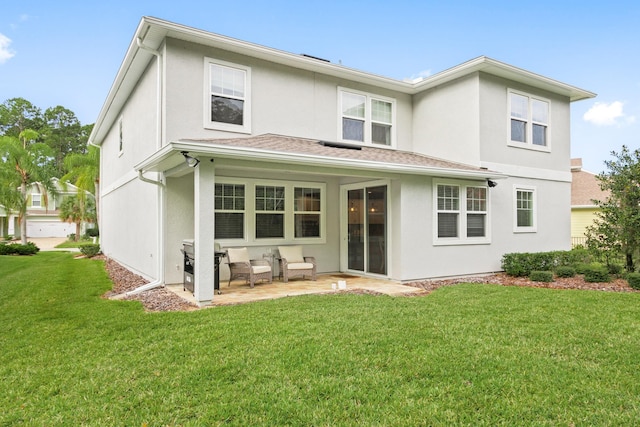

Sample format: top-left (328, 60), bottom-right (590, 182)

top-left (513, 185), bottom-right (537, 233)
top-left (508, 89), bottom-right (550, 152)
top-left (433, 180), bottom-right (491, 245)
top-left (338, 87), bottom-right (396, 147)
top-left (214, 178), bottom-right (326, 247)
top-left (31, 193), bottom-right (42, 208)
top-left (214, 182), bottom-right (246, 240)
top-left (204, 58), bottom-right (252, 134)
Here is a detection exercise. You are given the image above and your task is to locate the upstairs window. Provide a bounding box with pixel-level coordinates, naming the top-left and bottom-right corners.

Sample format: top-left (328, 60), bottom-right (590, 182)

top-left (206, 58), bottom-right (251, 133)
top-left (509, 90), bottom-right (549, 150)
top-left (339, 88), bottom-right (395, 146)
top-left (31, 193), bottom-right (42, 208)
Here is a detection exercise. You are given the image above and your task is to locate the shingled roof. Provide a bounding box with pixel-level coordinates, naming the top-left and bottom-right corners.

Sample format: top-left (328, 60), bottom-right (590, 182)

top-left (182, 133), bottom-right (492, 174)
top-left (571, 158), bottom-right (609, 206)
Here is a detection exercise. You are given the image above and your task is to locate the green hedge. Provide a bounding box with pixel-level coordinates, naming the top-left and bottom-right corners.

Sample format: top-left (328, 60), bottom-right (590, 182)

top-left (584, 264), bottom-right (610, 283)
top-left (0, 242), bottom-right (40, 256)
top-left (555, 266), bottom-right (576, 278)
top-left (501, 249), bottom-right (593, 277)
top-left (529, 271), bottom-right (554, 282)
top-left (627, 273), bottom-right (640, 290)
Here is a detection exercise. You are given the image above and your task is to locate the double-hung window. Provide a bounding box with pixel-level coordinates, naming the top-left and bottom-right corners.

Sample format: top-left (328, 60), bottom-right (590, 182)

top-left (294, 187), bottom-right (321, 238)
top-left (255, 185), bottom-right (285, 239)
top-left (514, 186), bottom-right (536, 232)
top-left (31, 193), bottom-right (42, 208)
top-left (509, 90), bottom-right (549, 149)
top-left (339, 88), bottom-right (394, 146)
top-left (435, 182), bottom-right (490, 244)
top-left (206, 58), bottom-right (251, 133)
top-left (214, 183), bottom-right (245, 239)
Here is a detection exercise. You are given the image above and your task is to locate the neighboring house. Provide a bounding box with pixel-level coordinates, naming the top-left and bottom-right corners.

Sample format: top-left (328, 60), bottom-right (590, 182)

top-left (89, 17), bottom-right (595, 305)
top-left (571, 158), bottom-right (609, 247)
top-left (2, 179), bottom-right (94, 239)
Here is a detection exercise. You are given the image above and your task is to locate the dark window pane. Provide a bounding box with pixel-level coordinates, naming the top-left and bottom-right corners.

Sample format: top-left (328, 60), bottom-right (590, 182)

top-left (438, 213), bottom-right (458, 238)
top-left (467, 214), bottom-right (485, 237)
top-left (256, 213), bottom-right (284, 238)
top-left (343, 118), bottom-right (364, 141)
top-left (511, 119), bottom-right (526, 142)
top-left (211, 95), bottom-right (244, 125)
top-left (295, 214), bottom-right (320, 238)
top-left (533, 124), bottom-right (546, 146)
top-left (372, 123), bottom-right (391, 145)
top-left (215, 213), bottom-right (244, 239)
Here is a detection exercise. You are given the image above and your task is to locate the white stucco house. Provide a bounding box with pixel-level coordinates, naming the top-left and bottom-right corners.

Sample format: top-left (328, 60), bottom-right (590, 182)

top-left (89, 17), bottom-right (595, 305)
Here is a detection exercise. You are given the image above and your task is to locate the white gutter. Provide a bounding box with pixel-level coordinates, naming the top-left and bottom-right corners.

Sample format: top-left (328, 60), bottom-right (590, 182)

top-left (127, 37), bottom-right (166, 295)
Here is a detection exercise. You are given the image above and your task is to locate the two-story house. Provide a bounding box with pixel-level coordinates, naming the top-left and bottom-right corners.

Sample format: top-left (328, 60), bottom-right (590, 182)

top-left (89, 17), bottom-right (595, 305)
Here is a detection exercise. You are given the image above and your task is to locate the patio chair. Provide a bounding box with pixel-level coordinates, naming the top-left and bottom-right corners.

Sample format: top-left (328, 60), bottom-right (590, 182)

top-left (226, 247), bottom-right (272, 288)
top-left (277, 245), bottom-right (316, 283)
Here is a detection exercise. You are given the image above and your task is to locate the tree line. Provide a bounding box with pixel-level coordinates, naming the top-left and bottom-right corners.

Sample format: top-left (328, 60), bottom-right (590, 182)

top-left (0, 97), bottom-right (98, 243)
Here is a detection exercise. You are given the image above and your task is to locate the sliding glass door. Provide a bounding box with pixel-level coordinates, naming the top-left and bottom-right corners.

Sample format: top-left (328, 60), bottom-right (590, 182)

top-left (345, 184), bottom-right (387, 275)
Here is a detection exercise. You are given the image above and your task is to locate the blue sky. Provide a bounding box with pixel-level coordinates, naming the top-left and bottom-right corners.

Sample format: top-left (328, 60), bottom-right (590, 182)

top-left (1, 0), bottom-right (638, 173)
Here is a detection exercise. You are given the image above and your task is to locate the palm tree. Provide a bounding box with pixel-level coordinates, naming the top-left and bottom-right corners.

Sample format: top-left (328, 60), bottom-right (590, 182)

top-left (59, 195), bottom-right (96, 241)
top-left (61, 144), bottom-right (99, 225)
top-left (0, 130), bottom-right (58, 244)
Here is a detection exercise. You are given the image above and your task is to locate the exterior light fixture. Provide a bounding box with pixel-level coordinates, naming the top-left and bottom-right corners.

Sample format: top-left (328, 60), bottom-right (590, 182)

top-left (181, 151), bottom-right (200, 168)
top-left (487, 179), bottom-right (498, 188)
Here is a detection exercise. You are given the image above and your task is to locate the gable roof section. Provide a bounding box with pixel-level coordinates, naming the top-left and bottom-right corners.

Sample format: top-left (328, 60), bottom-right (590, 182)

top-left (571, 160), bottom-right (609, 207)
top-left (136, 134), bottom-right (502, 180)
top-left (90, 16), bottom-right (596, 146)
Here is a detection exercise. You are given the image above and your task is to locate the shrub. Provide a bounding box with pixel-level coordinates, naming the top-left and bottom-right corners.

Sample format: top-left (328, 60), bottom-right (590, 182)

top-left (627, 273), bottom-right (640, 290)
top-left (0, 242), bottom-right (40, 256)
top-left (86, 228), bottom-right (99, 237)
top-left (80, 244), bottom-right (101, 258)
top-left (501, 249), bottom-right (594, 277)
top-left (574, 263), bottom-right (590, 274)
top-left (584, 264), bottom-right (610, 283)
top-left (607, 263), bottom-right (624, 276)
top-left (555, 266), bottom-right (576, 278)
top-left (529, 271), bottom-right (554, 282)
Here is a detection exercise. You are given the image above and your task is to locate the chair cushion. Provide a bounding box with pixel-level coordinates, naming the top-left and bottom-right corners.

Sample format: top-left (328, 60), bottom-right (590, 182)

top-left (278, 245), bottom-right (304, 263)
top-left (227, 247), bottom-right (250, 263)
top-left (287, 262), bottom-right (314, 270)
top-left (251, 265), bottom-right (271, 274)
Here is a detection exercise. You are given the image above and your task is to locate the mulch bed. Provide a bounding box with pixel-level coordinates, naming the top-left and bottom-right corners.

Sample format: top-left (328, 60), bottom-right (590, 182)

top-left (97, 255), bottom-right (637, 312)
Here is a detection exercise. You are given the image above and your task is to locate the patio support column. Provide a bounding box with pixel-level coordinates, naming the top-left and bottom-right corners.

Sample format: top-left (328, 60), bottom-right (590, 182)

top-left (193, 159), bottom-right (215, 305)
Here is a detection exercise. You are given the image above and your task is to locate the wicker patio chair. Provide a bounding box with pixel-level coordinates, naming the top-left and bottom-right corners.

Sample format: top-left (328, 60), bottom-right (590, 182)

top-left (277, 245), bottom-right (316, 283)
top-left (226, 247), bottom-right (272, 288)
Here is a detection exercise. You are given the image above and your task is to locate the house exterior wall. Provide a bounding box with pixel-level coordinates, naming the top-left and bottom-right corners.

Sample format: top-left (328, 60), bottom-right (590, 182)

top-left (163, 38), bottom-right (413, 149)
top-left (571, 208), bottom-right (597, 241)
top-left (99, 59), bottom-right (161, 278)
top-left (412, 74), bottom-right (481, 166)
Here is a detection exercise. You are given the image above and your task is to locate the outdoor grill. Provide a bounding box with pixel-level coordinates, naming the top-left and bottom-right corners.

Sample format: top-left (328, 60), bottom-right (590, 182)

top-left (181, 239), bottom-right (225, 295)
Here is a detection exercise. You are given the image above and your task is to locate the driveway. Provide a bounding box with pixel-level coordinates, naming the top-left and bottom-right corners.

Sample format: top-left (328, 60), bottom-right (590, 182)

top-left (27, 237), bottom-right (78, 252)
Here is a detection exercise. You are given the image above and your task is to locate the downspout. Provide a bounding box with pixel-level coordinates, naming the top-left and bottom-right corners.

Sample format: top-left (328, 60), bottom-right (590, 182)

top-left (126, 37), bottom-right (166, 295)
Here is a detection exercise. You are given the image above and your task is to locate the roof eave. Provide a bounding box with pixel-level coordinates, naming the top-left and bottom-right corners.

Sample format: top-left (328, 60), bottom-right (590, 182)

top-left (135, 141), bottom-right (503, 181)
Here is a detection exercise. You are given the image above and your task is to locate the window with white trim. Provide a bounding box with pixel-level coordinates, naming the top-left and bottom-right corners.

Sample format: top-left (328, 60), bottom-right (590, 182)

top-left (31, 193), bottom-right (42, 208)
top-left (434, 182), bottom-right (490, 244)
top-left (339, 88), bottom-right (394, 146)
top-left (214, 183), bottom-right (245, 239)
top-left (509, 90), bottom-right (549, 149)
top-left (255, 185), bottom-right (285, 239)
top-left (206, 58), bottom-right (251, 133)
top-left (214, 179), bottom-right (325, 244)
top-left (514, 187), bottom-right (536, 232)
top-left (294, 187), bottom-right (321, 238)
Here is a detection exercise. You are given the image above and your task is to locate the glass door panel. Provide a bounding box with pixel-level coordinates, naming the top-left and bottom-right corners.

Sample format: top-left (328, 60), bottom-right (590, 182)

top-left (347, 189), bottom-right (365, 271)
top-left (367, 186), bottom-right (386, 275)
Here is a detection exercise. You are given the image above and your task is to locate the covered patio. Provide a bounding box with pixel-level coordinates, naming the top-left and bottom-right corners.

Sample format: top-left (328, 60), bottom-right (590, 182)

top-left (166, 273), bottom-right (427, 306)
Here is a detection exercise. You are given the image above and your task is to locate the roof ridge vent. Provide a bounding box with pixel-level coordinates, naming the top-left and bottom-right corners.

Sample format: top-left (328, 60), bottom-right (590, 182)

top-left (319, 140), bottom-right (362, 150)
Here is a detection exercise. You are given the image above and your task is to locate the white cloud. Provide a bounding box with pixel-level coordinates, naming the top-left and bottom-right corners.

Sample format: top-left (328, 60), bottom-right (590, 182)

top-left (404, 69), bottom-right (431, 83)
top-left (583, 101), bottom-right (636, 126)
top-left (0, 33), bottom-right (15, 64)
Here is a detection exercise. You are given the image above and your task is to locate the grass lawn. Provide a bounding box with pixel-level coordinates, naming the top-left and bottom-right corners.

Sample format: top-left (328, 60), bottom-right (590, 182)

top-left (1, 253), bottom-right (640, 425)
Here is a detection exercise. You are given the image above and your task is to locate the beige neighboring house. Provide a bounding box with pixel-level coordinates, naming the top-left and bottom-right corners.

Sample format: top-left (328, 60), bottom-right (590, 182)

top-left (571, 158), bottom-right (609, 247)
top-left (0, 179), bottom-right (95, 239)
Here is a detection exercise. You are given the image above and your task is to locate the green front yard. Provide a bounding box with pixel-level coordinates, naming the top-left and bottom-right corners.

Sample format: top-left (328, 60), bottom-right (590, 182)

top-left (1, 252), bottom-right (639, 425)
